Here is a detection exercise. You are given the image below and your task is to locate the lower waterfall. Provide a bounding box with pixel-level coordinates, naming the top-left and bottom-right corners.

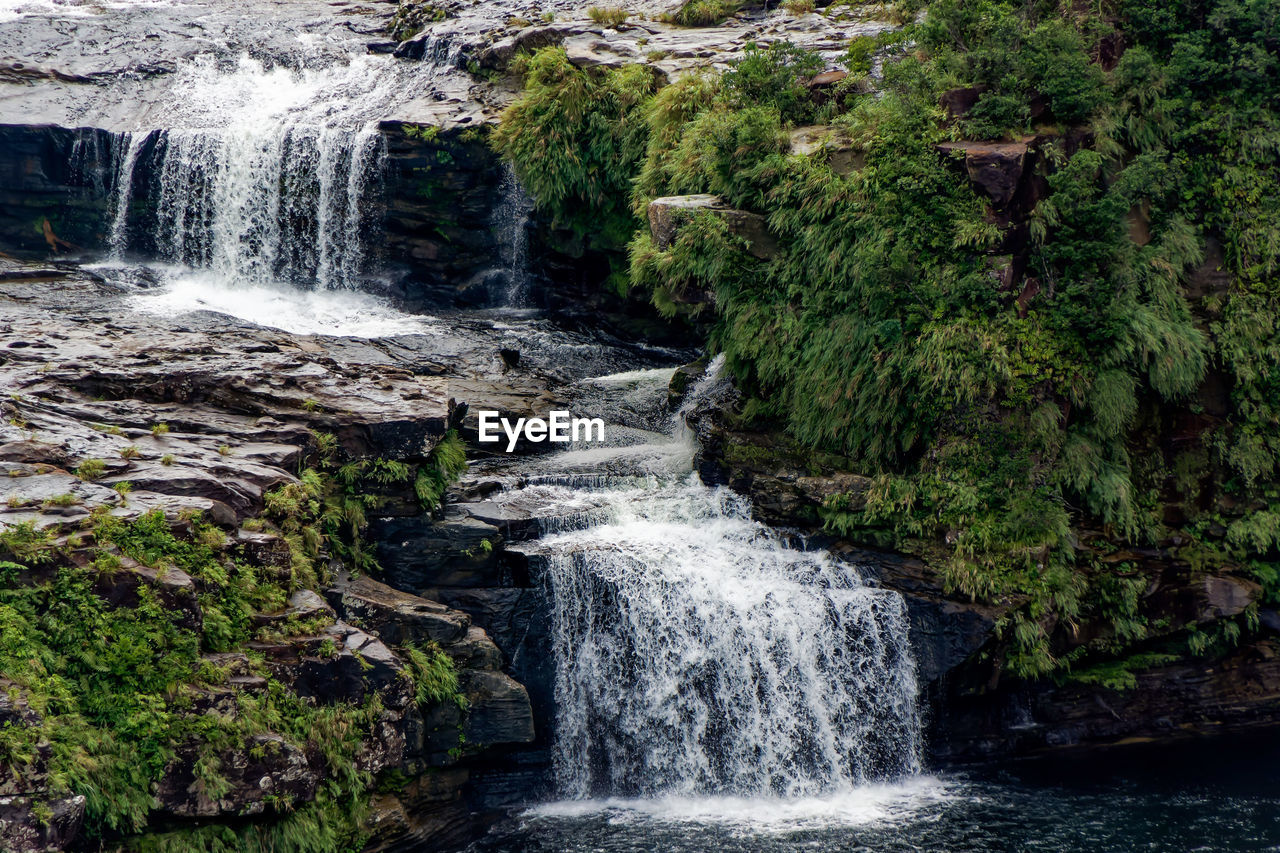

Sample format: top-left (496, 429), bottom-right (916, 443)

top-left (543, 479), bottom-right (922, 799)
top-left (499, 361), bottom-right (923, 804)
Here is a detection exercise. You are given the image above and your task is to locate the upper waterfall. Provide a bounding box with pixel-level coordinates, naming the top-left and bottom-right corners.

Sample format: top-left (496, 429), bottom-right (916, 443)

top-left (107, 50), bottom-right (458, 290)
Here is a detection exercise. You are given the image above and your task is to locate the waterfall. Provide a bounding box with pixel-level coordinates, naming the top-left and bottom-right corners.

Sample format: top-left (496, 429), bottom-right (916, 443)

top-left (104, 46), bottom-right (467, 289)
top-left (490, 164), bottom-right (535, 306)
top-left (509, 359), bottom-right (923, 802)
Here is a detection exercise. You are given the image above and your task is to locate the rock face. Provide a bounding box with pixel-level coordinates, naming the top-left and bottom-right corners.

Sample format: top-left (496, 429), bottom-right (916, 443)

top-left (648, 194), bottom-right (779, 260)
top-left (0, 263), bottom-right (546, 851)
top-left (0, 795), bottom-right (86, 853)
top-left (933, 638), bottom-right (1280, 762)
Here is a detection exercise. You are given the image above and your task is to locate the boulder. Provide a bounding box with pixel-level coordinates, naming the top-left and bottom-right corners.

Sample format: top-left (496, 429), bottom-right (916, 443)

top-left (647, 195), bottom-right (778, 260)
top-left (936, 140), bottom-right (1030, 208)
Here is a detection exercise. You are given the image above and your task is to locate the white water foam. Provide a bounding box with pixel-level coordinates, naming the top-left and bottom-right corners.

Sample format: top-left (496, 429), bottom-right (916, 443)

top-left (527, 775), bottom-right (954, 833)
top-left (105, 265), bottom-right (437, 338)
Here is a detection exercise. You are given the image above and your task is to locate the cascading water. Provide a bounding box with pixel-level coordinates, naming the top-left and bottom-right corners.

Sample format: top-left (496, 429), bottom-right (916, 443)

top-left (106, 46), bottom-right (466, 289)
top-left (109, 53), bottom-right (394, 288)
top-left (489, 164), bottom-right (535, 306)
top-left (543, 481), bottom-right (921, 798)
top-left (497, 358), bottom-right (923, 805)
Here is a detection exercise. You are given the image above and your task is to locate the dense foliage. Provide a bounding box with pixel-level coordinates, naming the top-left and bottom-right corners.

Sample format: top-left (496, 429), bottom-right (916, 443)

top-left (496, 0), bottom-right (1280, 677)
top-left (0, 432), bottom-right (468, 848)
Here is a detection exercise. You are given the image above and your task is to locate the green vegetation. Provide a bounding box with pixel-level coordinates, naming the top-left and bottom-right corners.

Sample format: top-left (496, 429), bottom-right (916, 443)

top-left (491, 48), bottom-right (660, 255)
top-left (496, 1), bottom-right (1280, 678)
top-left (403, 642), bottom-right (466, 709)
top-left (387, 0), bottom-right (445, 41)
top-left (668, 0), bottom-right (738, 26)
top-left (76, 458), bottom-right (106, 480)
top-left (413, 430), bottom-right (469, 512)
top-left (0, 427), bottom-right (472, 846)
top-left (0, 510), bottom-right (377, 848)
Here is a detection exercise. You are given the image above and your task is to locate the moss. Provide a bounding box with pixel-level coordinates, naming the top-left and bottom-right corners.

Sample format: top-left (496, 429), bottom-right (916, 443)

top-left (1065, 652), bottom-right (1182, 691)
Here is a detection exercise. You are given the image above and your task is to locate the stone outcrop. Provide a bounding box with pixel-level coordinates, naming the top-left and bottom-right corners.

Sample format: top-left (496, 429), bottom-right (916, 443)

top-left (648, 194), bottom-right (779, 260)
top-left (933, 637), bottom-right (1280, 762)
top-left (789, 124), bottom-right (863, 174)
top-left (0, 795), bottom-right (86, 853)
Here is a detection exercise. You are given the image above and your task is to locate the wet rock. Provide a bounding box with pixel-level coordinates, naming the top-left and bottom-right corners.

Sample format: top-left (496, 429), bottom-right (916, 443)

top-left (447, 626), bottom-right (506, 671)
top-left (648, 195), bottom-right (778, 260)
top-left (932, 638), bottom-right (1280, 762)
top-left (374, 511), bottom-right (504, 590)
top-left (365, 767), bottom-right (474, 853)
top-left (0, 795), bottom-right (85, 853)
top-left (461, 670), bottom-right (535, 749)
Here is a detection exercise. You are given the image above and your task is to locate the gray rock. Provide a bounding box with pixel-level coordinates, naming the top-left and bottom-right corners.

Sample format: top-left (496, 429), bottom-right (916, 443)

top-left (328, 573), bottom-right (471, 645)
top-left (0, 795), bottom-right (85, 853)
top-left (461, 670), bottom-right (535, 748)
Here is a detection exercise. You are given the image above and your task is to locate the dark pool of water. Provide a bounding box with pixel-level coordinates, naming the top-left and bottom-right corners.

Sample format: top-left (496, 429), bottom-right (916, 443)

top-left (468, 732), bottom-right (1280, 852)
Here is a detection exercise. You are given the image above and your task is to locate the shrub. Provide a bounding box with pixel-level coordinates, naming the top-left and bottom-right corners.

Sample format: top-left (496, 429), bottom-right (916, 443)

top-left (670, 0), bottom-right (738, 26)
top-left (588, 5), bottom-right (628, 27)
top-left (492, 48), bottom-right (659, 251)
top-left (76, 458), bottom-right (106, 480)
top-left (720, 41), bottom-right (824, 124)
